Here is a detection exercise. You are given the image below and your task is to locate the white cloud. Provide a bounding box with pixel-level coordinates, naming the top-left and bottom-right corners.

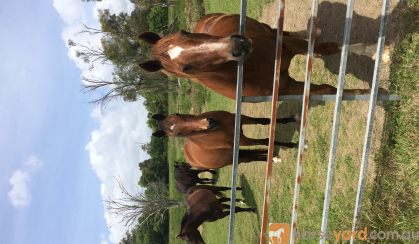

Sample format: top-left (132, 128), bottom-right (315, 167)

top-left (86, 99), bottom-right (151, 243)
top-left (100, 234), bottom-right (110, 244)
top-left (8, 170), bottom-right (30, 208)
top-left (24, 155), bottom-right (43, 170)
top-left (53, 1), bottom-right (150, 243)
top-left (52, 0), bottom-right (134, 83)
top-left (8, 156), bottom-right (43, 208)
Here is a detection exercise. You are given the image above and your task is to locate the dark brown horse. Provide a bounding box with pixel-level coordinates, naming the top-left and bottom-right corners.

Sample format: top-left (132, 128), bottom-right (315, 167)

top-left (138, 13), bottom-right (387, 100)
top-left (174, 162), bottom-right (216, 193)
top-left (177, 185), bottom-right (254, 244)
top-left (152, 111), bottom-right (298, 169)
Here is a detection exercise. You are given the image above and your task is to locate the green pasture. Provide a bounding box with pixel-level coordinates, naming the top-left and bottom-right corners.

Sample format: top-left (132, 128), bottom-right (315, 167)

top-left (166, 0), bottom-right (418, 243)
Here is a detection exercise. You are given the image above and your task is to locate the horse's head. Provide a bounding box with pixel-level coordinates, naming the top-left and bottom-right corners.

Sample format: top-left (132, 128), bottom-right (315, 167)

top-left (138, 31), bottom-right (252, 76)
top-left (177, 212), bottom-right (206, 244)
top-left (151, 113), bottom-right (219, 137)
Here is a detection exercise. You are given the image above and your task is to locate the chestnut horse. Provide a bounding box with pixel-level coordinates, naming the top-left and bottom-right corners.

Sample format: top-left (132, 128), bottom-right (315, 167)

top-left (138, 13), bottom-right (386, 100)
top-left (152, 111), bottom-right (298, 169)
top-left (177, 185), bottom-right (254, 243)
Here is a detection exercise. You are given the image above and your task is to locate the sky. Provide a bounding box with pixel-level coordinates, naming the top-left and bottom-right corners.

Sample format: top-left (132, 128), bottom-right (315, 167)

top-left (0, 0), bottom-right (150, 243)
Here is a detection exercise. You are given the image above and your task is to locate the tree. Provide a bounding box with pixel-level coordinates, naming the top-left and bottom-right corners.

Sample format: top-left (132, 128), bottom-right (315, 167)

top-left (81, 69), bottom-right (172, 106)
top-left (68, 39), bottom-right (109, 70)
top-left (138, 159), bottom-right (168, 186)
top-left (105, 180), bottom-right (182, 228)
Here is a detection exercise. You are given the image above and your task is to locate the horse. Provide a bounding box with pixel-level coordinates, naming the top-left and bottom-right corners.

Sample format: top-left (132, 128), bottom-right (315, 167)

top-left (138, 13), bottom-right (388, 100)
top-left (177, 185), bottom-right (254, 244)
top-left (174, 161), bottom-right (217, 193)
top-left (152, 111), bottom-right (298, 169)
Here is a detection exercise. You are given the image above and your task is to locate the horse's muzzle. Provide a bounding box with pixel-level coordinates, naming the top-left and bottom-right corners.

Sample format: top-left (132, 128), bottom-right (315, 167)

top-left (230, 35), bottom-right (252, 59)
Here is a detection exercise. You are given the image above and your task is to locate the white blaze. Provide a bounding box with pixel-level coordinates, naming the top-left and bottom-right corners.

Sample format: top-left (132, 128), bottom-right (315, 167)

top-left (167, 43), bottom-right (228, 60)
top-left (168, 46), bottom-right (185, 60)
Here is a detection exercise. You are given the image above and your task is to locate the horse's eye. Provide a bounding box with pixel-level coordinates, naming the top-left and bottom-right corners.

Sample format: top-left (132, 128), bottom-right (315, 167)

top-left (182, 64), bottom-right (194, 72)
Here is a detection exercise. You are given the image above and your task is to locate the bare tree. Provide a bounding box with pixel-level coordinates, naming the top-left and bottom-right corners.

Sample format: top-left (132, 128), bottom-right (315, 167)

top-left (81, 73), bottom-right (175, 107)
top-left (77, 23), bottom-right (104, 36)
top-left (68, 39), bottom-right (109, 70)
top-left (105, 179), bottom-right (182, 228)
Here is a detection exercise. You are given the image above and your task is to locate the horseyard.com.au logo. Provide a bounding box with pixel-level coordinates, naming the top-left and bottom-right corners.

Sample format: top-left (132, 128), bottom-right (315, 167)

top-left (269, 223), bottom-right (290, 244)
top-left (268, 223), bottom-right (419, 243)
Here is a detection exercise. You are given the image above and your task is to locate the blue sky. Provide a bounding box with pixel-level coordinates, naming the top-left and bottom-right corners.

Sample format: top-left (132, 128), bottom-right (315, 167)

top-left (0, 1), bottom-right (149, 243)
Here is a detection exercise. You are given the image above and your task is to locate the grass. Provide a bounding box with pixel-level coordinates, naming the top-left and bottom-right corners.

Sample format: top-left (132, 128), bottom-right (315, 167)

top-left (166, 0), bottom-right (418, 243)
top-left (203, 0), bottom-right (275, 18)
top-left (361, 0), bottom-right (418, 233)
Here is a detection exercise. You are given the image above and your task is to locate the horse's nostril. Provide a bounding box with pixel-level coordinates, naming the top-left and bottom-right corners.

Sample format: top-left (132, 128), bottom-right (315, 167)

top-left (230, 35), bottom-right (252, 58)
top-left (207, 118), bottom-right (219, 130)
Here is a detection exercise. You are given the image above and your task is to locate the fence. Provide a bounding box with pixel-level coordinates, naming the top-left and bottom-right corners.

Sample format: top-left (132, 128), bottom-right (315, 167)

top-left (226, 0), bottom-right (397, 243)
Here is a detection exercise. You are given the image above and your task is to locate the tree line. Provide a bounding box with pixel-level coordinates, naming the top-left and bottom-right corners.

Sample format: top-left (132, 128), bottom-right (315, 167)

top-left (75, 0), bottom-right (177, 243)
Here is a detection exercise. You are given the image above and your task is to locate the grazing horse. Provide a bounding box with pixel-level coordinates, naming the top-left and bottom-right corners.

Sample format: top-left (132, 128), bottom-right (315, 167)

top-left (174, 162), bottom-right (216, 193)
top-left (152, 111), bottom-right (298, 169)
top-left (138, 13), bottom-right (386, 100)
top-left (177, 185), bottom-right (254, 244)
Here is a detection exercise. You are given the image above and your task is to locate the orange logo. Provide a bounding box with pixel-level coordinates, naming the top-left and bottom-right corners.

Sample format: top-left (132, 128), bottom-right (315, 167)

top-left (269, 223), bottom-right (290, 244)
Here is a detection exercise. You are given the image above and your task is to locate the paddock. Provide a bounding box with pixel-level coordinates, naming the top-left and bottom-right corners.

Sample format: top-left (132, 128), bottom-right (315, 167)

top-left (166, 1), bottom-right (413, 243)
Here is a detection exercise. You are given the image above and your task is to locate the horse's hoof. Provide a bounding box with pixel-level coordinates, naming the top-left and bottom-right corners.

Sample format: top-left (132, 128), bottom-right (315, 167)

top-left (273, 156), bottom-right (281, 163)
top-left (251, 208), bottom-right (257, 213)
top-left (315, 28), bottom-right (322, 38)
top-left (382, 46), bottom-right (391, 64)
top-left (373, 45), bottom-right (391, 64)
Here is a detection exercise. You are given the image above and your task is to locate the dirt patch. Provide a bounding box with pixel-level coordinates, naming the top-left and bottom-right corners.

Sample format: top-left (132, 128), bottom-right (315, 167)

top-left (256, 0), bottom-right (403, 190)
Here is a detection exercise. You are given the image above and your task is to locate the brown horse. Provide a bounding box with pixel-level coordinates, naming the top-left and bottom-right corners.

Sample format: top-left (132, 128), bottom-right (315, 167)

top-left (138, 13), bottom-right (386, 100)
top-left (152, 111), bottom-right (298, 169)
top-left (177, 185), bottom-right (254, 244)
top-left (174, 162), bottom-right (216, 193)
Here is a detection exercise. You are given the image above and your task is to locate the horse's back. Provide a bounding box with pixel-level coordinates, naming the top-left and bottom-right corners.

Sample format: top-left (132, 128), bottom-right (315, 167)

top-left (194, 13), bottom-right (275, 37)
top-left (186, 187), bottom-right (218, 206)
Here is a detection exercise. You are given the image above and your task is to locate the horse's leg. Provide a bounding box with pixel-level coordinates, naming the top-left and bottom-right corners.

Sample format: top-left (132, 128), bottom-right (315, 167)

top-left (346, 43), bottom-right (391, 63)
top-left (240, 135), bottom-right (298, 148)
top-left (213, 186), bottom-right (242, 191)
top-left (281, 75), bottom-right (370, 95)
top-left (205, 169), bottom-right (217, 175)
top-left (217, 211), bottom-right (231, 219)
top-left (241, 114), bottom-right (297, 125)
top-left (239, 149), bottom-right (268, 163)
top-left (199, 178), bottom-right (213, 182)
top-left (234, 206), bottom-right (257, 213)
top-left (218, 197), bottom-right (244, 203)
top-left (294, 38), bottom-right (390, 62)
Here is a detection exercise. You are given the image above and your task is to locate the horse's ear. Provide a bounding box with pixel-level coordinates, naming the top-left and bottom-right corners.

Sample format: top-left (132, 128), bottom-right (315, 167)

top-left (152, 114), bottom-right (166, 121)
top-left (152, 130), bottom-right (166, 137)
top-left (139, 60), bottom-right (162, 72)
top-left (138, 31), bottom-right (161, 44)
